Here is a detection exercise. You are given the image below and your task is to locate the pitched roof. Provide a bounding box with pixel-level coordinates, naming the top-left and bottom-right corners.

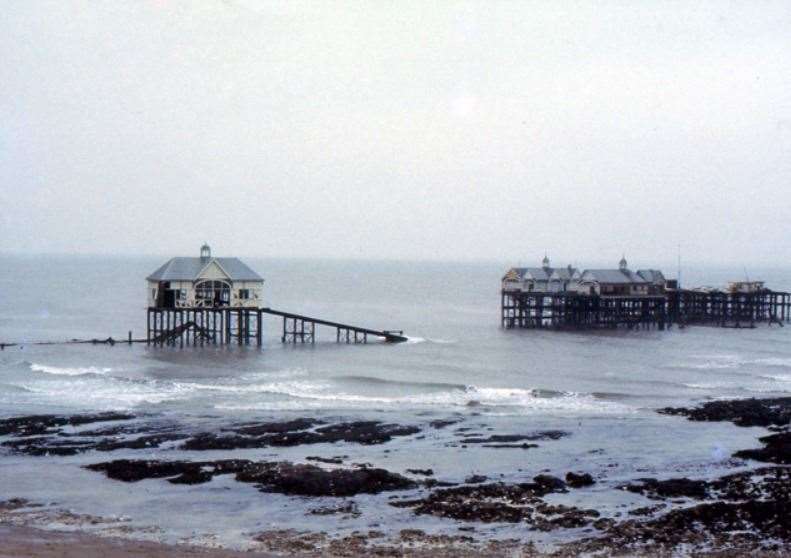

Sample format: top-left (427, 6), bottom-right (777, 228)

top-left (637, 269), bottom-right (666, 284)
top-left (580, 269), bottom-right (648, 284)
top-left (551, 267), bottom-right (578, 280)
top-left (147, 257), bottom-right (263, 282)
top-left (505, 267), bottom-right (554, 281)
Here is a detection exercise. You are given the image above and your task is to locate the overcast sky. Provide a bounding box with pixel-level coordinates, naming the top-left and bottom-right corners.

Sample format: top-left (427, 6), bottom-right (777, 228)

top-left (1, 1), bottom-right (790, 267)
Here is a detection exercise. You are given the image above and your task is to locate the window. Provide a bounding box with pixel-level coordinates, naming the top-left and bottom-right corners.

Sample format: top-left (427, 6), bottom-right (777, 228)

top-left (239, 289), bottom-right (250, 300)
top-left (152, 289), bottom-right (156, 300)
top-left (194, 280), bottom-right (231, 307)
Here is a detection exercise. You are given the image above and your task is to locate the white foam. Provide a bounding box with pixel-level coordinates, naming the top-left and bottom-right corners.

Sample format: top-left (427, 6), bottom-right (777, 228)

top-left (14, 375), bottom-right (194, 409)
top-left (670, 354), bottom-right (744, 371)
top-left (210, 381), bottom-right (631, 415)
top-left (30, 363), bottom-right (112, 376)
top-left (683, 382), bottom-right (737, 390)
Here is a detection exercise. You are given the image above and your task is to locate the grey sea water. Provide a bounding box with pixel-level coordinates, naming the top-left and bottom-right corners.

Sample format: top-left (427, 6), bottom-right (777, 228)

top-left (1, 255), bottom-right (790, 548)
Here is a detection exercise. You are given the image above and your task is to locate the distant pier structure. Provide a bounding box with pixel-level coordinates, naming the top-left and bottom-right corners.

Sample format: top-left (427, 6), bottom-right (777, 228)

top-left (146, 245), bottom-right (406, 347)
top-left (501, 256), bottom-right (790, 330)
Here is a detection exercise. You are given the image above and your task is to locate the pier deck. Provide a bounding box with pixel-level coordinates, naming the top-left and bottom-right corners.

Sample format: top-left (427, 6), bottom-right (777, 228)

top-left (501, 289), bottom-right (791, 331)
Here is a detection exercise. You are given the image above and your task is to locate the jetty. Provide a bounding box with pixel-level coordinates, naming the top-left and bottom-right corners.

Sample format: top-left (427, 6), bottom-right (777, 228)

top-left (501, 256), bottom-right (791, 331)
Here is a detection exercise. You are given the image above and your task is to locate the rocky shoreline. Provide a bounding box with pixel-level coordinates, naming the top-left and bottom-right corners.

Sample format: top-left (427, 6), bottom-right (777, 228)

top-left (1, 397), bottom-right (791, 555)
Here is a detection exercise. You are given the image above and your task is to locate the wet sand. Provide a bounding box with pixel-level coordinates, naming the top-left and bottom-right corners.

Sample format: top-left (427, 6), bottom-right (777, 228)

top-left (0, 525), bottom-right (275, 558)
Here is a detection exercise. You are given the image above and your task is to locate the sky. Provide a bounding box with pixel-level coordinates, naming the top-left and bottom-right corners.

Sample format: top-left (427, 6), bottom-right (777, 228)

top-left (1, 1), bottom-right (790, 267)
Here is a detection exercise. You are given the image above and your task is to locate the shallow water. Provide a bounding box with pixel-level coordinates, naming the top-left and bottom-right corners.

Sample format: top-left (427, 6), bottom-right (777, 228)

top-left (0, 255), bottom-right (789, 548)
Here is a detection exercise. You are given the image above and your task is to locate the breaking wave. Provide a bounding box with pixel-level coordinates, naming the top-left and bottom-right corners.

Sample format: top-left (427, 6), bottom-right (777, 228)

top-left (29, 363), bottom-right (113, 377)
top-left (211, 380), bottom-right (633, 415)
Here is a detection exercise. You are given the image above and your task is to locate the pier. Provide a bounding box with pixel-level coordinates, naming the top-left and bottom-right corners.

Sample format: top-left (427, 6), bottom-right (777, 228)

top-left (501, 292), bottom-right (669, 330)
top-left (668, 289), bottom-right (791, 328)
top-left (500, 256), bottom-right (791, 331)
top-left (146, 307), bottom-right (408, 347)
top-left (501, 289), bottom-right (791, 331)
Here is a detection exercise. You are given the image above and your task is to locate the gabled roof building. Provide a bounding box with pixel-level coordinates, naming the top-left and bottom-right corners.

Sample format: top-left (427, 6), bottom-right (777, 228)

top-left (504, 256), bottom-right (668, 297)
top-left (147, 244), bottom-right (264, 309)
top-left (502, 256), bottom-right (578, 293)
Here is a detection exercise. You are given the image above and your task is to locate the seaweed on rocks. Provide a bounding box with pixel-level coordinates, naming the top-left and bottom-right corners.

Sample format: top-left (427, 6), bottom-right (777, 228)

top-left (3, 433), bottom-right (188, 456)
top-left (620, 477), bottom-right (709, 500)
top-left (85, 459), bottom-right (416, 497)
top-left (482, 443), bottom-right (538, 449)
top-left (308, 501), bottom-right (361, 517)
top-left (84, 459), bottom-right (250, 484)
top-left (406, 468), bottom-right (434, 476)
top-left (180, 420), bottom-right (420, 451)
top-left (659, 397), bottom-right (791, 427)
top-left (567, 499), bottom-right (791, 555)
top-left (461, 431), bottom-right (569, 444)
top-left (563, 467), bottom-right (791, 554)
top-left (313, 421), bottom-right (421, 445)
top-left (229, 418), bottom-right (325, 436)
top-left (565, 472), bottom-right (595, 488)
top-left (429, 419), bottom-right (462, 429)
top-left (236, 461), bottom-right (417, 497)
top-left (305, 456), bottom-right (346, 465)
top-left (0, 413), bottom-right (135, 438)
top-left (659, 398), bottom-right (791, 465)
top-left (389, 475), bottom-right (599, 529)
top-left (734, 431), bottom-right (791, 464)
top-left (464, 474), bottom-right (488, 484)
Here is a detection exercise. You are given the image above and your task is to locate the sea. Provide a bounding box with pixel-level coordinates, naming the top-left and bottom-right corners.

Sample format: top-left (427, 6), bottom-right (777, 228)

top-left (1, 255), bottom-right (790, 549)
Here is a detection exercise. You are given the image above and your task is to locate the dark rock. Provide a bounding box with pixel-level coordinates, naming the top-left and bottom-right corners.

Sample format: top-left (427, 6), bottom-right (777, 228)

top-left (422, 479), bottom-right (457, 488)
top-left (533, 474), bottom-right (566, 492)
top-left (309, 501), bottom-right (360, 517)
top-left (566, 472), bottom-right (595, 488)
top-left (3, 433), bottom-right (188, 456)
top-left (85, 458), bottom-right (416, 497)
top-left (393, 479), bottom-right (574, 525)
top-left (592, 518), bottom-right (616, 530)
top-left (180, 421), bottom-right (420, 451)
top-left (462, 431), bottom-right (569, 444)
top-left (734, 431), bottom-right (791, 464)
top-left (620, 477), bottom-right (709, 499)
top-left (659, 397), bottom-right (791, 428)
top-left (482, 443), bottom-right (538, 449)
top-left (628, 503), bottom-right (667, 516)
top-left (230, 418), bottom-right (324, 436)
top-left (236, 461), bottom-right (416, 497)
top-left (465, 474), bottom-right (488, 484)
top-left (313, 421), bottom-right (420, 445)
top-left (0, 498), bottom-right (42, 511)
top-left (0, 413), bottom-right (135, 438)
top-left (305, 456), bottom-right (345, 465)
top-left (569, 498), bottom-right (791, 554)
top-left (429, 419), bottom-right (461, 429)
top-left (406, 468), bottom-right (434, 476)
top-left (84, 459), bottom-right (250, 484)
